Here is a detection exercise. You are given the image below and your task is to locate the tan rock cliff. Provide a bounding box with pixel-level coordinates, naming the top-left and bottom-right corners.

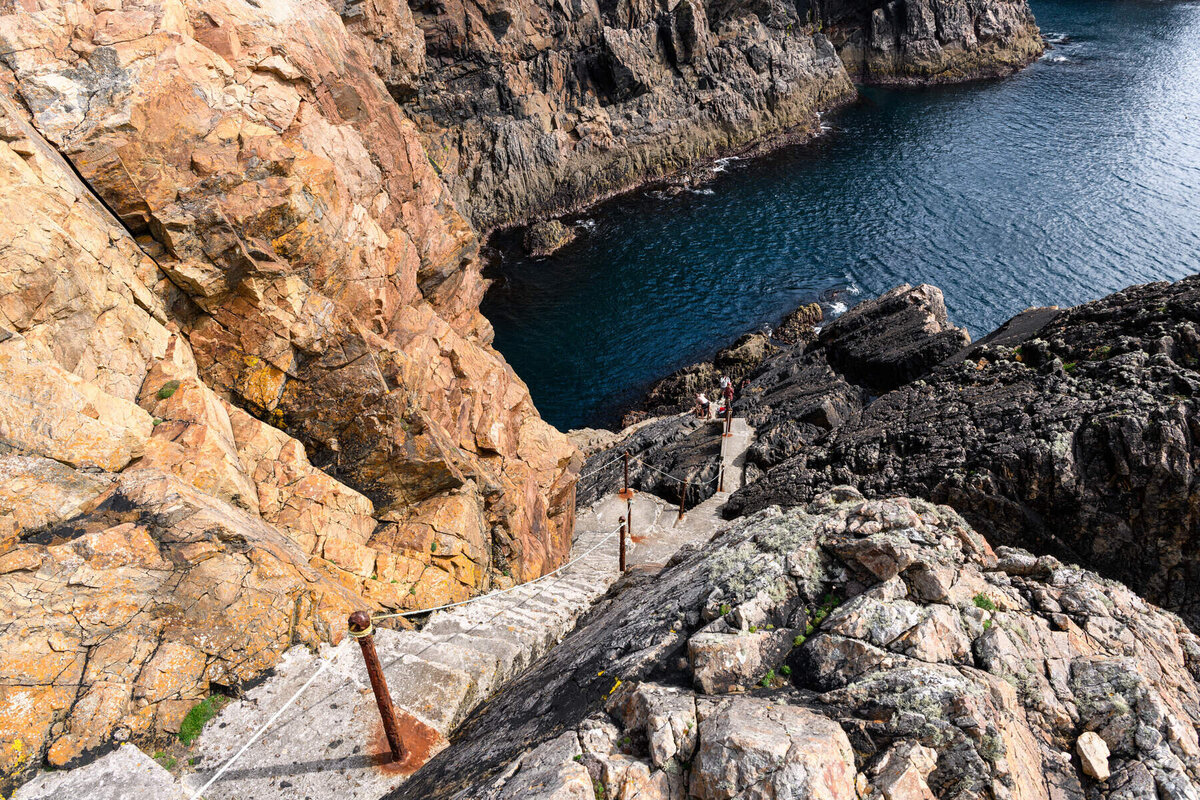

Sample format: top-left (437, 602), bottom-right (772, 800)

top-left (0, 0), bottom-right (576, 785)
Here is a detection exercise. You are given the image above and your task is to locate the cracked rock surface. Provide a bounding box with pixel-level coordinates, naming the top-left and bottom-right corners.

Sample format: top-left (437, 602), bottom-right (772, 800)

top-left (395, 488), bottom-right (1200, 800)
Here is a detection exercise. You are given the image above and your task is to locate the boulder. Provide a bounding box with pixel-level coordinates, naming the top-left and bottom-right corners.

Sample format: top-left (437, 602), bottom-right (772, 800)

top-left (1077, 732), bottom-right (1111, 782)
top-left (689, 698), bottom-right (857, 800)
top-left (524, 220), bottom-right (576, 257)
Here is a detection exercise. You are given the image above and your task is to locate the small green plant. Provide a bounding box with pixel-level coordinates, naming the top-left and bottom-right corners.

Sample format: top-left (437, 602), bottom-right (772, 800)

top-left (152, 417), bottom-right (163, 426)
top-left (973, 593), bottom-right (997, 612)
top-left (573, 754), bottom-right (583, 762)
top-left (760, 669), bottom-right (776, 687)
top-left (390, 579), bottom-right (397, 583)
top-left (793, 634), bottom-right (807, 647)
top-left (409, 585), bottom-right (417, 595)
top-left (594, 780), bottom-right (606, 799)
top-left (1090, 345), bottom-right (1113, 360)
top-left (719, 603), bottom-right (731, 616)
top-left (179, 696), bottom-right (226, 745)
top-left (763, 623), bottom-right (775, 631)
top-left (748, 625), bottom-right (758, 633)
top-left (805, 622), bottom-right (815, 635)
top-left (620, 736), bottom-right (631, 747)
top-left (153, 751), bottom-right (177, 770)
top-left (430, 542), bottom-right (438, 552)
top-left (1063, 362), bottom-right (1077, 373)
top-left (780, 665), bottom-right (792, 676)
top-left (157, 379), bottom-right (181, 400)
top-left (983, 619), bottom-right (993, 631)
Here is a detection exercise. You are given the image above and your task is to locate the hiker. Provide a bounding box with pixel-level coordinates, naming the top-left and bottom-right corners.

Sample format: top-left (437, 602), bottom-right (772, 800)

top-left (694, 392), bottom-right (711, 419)
top-left (723, 380), bottom-right (734, 408)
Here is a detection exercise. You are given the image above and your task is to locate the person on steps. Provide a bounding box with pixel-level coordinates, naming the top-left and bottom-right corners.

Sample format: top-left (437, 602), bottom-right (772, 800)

top-left (694, 392), bottom-right (711, 419)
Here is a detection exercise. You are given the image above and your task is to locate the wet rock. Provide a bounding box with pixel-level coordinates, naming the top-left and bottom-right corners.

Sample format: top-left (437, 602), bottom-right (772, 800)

top-left (774, 303), bottom-right (825, 346)
top-left (523, 220), bottom-right (576, 257)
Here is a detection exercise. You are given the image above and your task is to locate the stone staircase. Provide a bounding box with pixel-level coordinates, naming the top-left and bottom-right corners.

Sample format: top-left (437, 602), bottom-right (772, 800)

top-left (14, 419), bottom-right (756, 800)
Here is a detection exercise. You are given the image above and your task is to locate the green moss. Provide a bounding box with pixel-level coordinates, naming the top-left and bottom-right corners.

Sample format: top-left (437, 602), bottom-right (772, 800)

top-left (780, 665), bottom-right (791, 676)
top-left (759, 669), bottom-right (775, 687)
top-left (179, 696), bottom-right (227, 745)
top-left (793, 634), bottom-right (807, 647)
top-left (973, 593), bottom-right (997, 612)
top-left (152, 751), bottom-right (177, 770)
top-left (156, 379), bottom-right (181, 400)
top-left (719, 603), bottom-right (731, 617)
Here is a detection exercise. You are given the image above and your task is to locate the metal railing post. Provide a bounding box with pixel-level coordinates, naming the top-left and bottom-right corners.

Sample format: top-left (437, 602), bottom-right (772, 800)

top-left (678, 482), bottom-right (687, 522)
top-left (348, 611), bottom-right (405, 763)
top-left (619, 515), bottom-right (627, 572)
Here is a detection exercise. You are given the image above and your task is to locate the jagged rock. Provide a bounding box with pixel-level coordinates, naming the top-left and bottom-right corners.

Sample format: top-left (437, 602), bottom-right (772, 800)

top-left (495, 732), bottom-right (592, 800)
top-left (727, 276), bottom-right (1200, 629)
top-left (688, 622), bottom-right (793, 694)
top-left (605, 683), bottom-right (697, 768)
top-left (397, 0), bottom-right (1039, 233)
top-left (870, 741), bottom-right (939, 800)
top-left (690, 698), bottom-right (857, 800)
top-left (818, 283), bottom-right (971, 393)
top-left (1077, 732), bottom-right (1111, 782)
top-left (396, 491), bottom-right (1200, 800)
top-left (577, 413), bottom-right (723, 509)
top-left (524, 220), bottom-right (576, 257)
top-left (824, 0), bottom-right (1043, 84)
top-left (0, 331), bottom-right (153, 472)
top-left (406, 0), bottom-right (856, 232)
top-left (0, 472), bottom-right (359, 781)
top-left (0, 0), bottom-right (577, 599)
top-left (774, 302), bottom-right (824, 346)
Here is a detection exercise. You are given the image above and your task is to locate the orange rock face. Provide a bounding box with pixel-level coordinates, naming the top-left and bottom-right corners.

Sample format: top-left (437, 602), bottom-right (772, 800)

top-left (0, 0), bottom-right (577, 786)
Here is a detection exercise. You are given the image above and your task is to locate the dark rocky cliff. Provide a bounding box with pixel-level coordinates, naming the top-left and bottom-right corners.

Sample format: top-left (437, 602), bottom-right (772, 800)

top-left (382, 0), bottom-right (1042, 231)
top-left (727, 276), bottom-right (1200, 627)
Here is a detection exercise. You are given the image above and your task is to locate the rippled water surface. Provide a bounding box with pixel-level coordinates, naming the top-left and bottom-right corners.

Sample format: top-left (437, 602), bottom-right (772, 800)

top-left (481, 0), bottom-right (1200, 430)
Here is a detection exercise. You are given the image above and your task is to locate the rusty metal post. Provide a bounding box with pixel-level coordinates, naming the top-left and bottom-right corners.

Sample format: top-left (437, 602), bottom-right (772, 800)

top-left (348, 611), bottom-right (404, 763)
top-left (724, 405), bottom-right (733, 437)
top-left (678, 482), bottom-right (687, 522)
top-left (619, 451), bottom-right (635, 501)
top-left (619, 515), bottom-right (627, 572)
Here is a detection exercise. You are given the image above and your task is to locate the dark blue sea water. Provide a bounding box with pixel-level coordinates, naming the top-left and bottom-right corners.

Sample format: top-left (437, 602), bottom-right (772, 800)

top-left (481, 0), bottom-right (1200, 431)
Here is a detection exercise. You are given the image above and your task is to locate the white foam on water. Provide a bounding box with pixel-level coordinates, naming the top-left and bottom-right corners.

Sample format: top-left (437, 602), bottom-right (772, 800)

top-left (688, 188), bottom-right (716, 195)
top-left (712, 156), bottom-right (741, 173)
top-left (829, 301), bottom-right (848, 315)
top-left (576, 218), bottom-right (597, 230)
